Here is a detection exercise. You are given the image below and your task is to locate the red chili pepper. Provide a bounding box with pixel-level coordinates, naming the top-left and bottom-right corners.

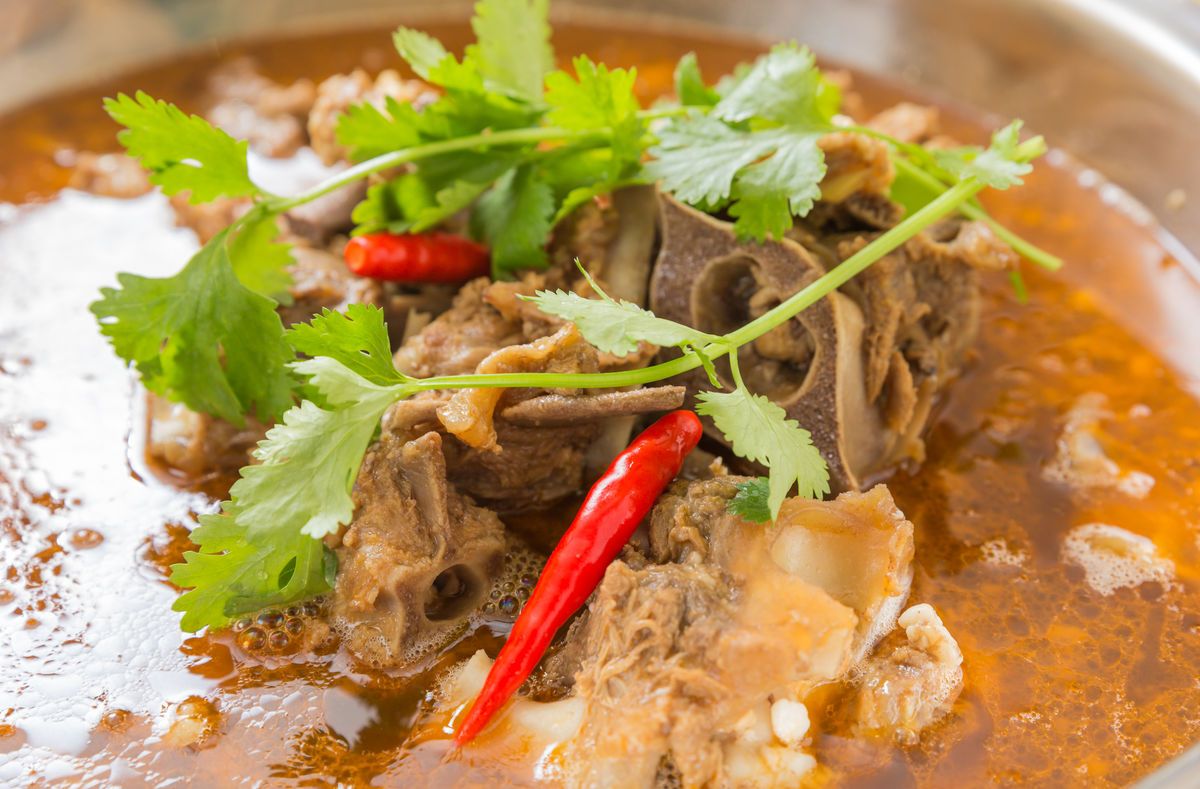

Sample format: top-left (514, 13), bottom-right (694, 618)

top-left (453, 410), bottom-right (703, 745)
top-left (343, 232), bottom-right (490, 283)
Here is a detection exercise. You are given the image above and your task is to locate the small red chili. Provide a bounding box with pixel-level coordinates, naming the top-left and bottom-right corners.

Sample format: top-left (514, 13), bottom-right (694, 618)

top-left (453, 410), bottom-right (704, 745)
top-left (343, 232), bottom-right (490, 283)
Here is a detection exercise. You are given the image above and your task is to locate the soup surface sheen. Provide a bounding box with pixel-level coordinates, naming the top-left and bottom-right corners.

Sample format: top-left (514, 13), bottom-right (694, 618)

top-left (2, 19), bottom-right (1200, 789)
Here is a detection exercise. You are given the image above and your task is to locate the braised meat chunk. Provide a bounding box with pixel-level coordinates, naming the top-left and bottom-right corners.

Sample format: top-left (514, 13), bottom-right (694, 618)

top-left (328, 430), bottom-right (506, 666)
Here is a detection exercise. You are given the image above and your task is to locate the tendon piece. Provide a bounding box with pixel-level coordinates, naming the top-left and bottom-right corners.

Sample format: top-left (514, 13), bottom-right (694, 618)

top-left (328, 431), bottom-right (506, 667)
top-left (436, 324), bottom-right (599, 451)
top-left (850, 603), bottom-right (964, 745)
top-left (817, 131), bottom-right (895, 203)
top-left (649, 478), bottom-right (913, 660)
top-left (770, 484), bottom-right (915, 659)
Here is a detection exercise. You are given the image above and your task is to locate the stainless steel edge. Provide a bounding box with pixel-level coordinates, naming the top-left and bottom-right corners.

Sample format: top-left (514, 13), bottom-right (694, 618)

top-left (3, 0), bottom-right (1200, 784)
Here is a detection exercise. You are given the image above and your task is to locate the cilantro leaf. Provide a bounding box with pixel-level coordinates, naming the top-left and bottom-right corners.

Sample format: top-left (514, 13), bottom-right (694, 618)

top-left (727, 127), bottom-right (826, 239)
top-left (393, 27), bottom-right (452, 82)
top-left (696, 386), bottom-right (829, 519)
top-left (335, 96), bottom-right (423, 162)
top-left (466, 0), bottom-right (554, 102)
top-left (286, 304), bottom-right (410, 387)
top-left (728, 477), bottom-right (772, 523)
top-left (227, 210), bottom-right (294, 304)
top-left (674, 52), bottom-right (719, 107)
top-left (90, 228), bottom-right (295, 426)
top-left (547, 56), bottom-right (645, 176)
top-left (103, 91), bottom-right (261, 203)
top-left (647, 45), bottom-right (840, 240)
top-left (645, 113), bottom-right (778, 207)
top-left (170, 515), bottom-right (334, 632)
top-left (471, 163), bottom-right (555, 276)
top-left (931, 120), bottom-right (1039, 189)
top-left (713, 44), bottom-right (834, 128)
top-left (546, 56), bottom-right (639, 131)
top-left (226, 357), bottom-right (406, 543)
top-left (171, 317), bottom-right (410, 631)
top-left (527, 273), bottom-right (717, 356)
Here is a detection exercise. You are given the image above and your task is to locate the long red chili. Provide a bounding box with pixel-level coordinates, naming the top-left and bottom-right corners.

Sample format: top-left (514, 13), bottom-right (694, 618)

top-left (453, 410), bottom-right (703, 745)
top-left (343, 231), bottom-right (490, 283)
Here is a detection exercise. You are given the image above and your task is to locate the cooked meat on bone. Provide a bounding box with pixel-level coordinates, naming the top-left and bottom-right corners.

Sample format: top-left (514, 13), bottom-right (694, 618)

top-left (849, 603), bottom-right (964, 744)
top-left (650, 195), bottom-right (885, 492)
top-left (328, 431), bottom-right (506, 666)
top-left (649, 478), bottom-right (914, 661)
top-left (651, 121), bottom-right (1016, 490)
top-left (384, 192), bottom-right (671, 510)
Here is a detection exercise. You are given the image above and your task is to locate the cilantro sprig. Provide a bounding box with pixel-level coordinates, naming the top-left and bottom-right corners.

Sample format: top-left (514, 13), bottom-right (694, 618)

top-left (93, 0), bottom-right (1054, 630)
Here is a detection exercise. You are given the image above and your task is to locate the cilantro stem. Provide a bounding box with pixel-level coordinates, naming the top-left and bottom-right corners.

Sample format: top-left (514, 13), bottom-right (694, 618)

top-left (398, 178), bottom-right (986, 394)
top-left (264, 126), bottom-right (606, 212)
top-left (841, 123), bottom-right (1062, 272)
top-left (890, 156), bottom-right (1062, 271)
top-left (727, 178), bottom-right (984, 347)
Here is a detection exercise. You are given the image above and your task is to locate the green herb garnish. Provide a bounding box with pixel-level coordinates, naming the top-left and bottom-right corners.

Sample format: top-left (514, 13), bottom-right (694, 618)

top-left (90, 0), bottom-right (1051, 630)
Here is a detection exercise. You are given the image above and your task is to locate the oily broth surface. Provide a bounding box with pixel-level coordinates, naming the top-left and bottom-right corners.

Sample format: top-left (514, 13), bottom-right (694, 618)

top-left (2, 20), bottom-right (1200, 789)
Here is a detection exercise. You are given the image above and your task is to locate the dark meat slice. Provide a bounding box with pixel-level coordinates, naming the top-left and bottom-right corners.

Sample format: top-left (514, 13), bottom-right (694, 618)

top-left (205, 57), bottom-right (317, 158)
top-left (499, 386), bottom-right (686, 427)
top-left (328, 431), bottom-right (506, 667)
top-left (548, 185), bottom-right (659, 306)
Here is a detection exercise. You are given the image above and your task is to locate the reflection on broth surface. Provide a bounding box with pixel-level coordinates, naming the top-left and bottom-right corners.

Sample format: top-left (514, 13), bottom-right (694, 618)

top-left (2, 18), bottom-right (1200, 789)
